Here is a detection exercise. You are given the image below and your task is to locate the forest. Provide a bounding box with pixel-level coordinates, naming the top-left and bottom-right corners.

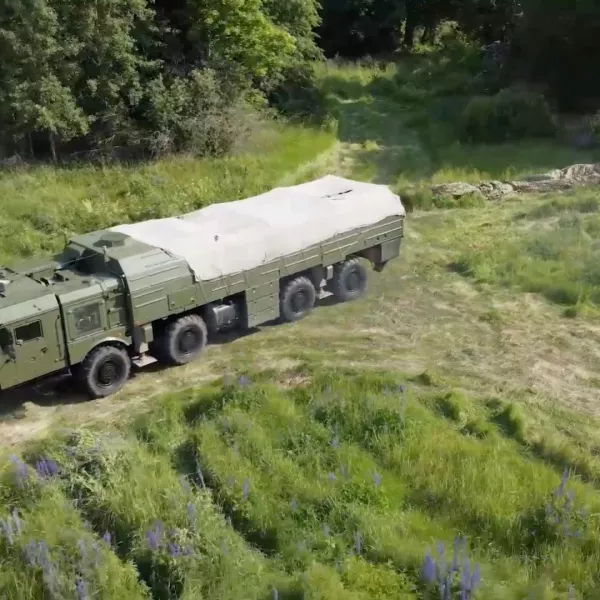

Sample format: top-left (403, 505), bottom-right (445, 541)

top-left (1, 0), bottom-right (599, 161)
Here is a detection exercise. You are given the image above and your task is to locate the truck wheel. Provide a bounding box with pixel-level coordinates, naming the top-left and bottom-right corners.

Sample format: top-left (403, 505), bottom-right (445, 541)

top-left (331, 258), bottom-right (368, 302)
top-left (159, 314), bottom-right (208, 365)
top-left (280, 276), bottom-right (316, 323)
top-left (78, 345), bottom-right (131, 399)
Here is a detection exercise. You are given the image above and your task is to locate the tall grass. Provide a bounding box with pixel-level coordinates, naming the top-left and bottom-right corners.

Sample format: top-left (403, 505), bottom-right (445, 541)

top-left (0, 125), bottom-right (335, 265)
top-left (3, 367), bottom-right (599, 598)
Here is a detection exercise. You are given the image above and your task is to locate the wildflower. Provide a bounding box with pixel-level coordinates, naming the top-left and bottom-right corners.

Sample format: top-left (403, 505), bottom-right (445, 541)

top-left (422, 552), bottom-right (436, 583)
top-left (11, 510), bottom-right (22, 536)
top-left (8, 455), bottom-right (29, 487)
top-left (35, 458), bottom-right (58, 479)
top-left (102, 531), bottom-right (112, 546)
top-left (179, 475), bottom-right (191, 494)
top-left (290, 498), bottom-right (297, 512)
top-left (242, 478), bottom-right (250, 502)
top-left (187, 503), bottom-right (196, 524)
top-left (329, 436), bottom-right (340, 449)
top-left (1, 519), bottom-right (13, 544)
top-left (75, 576), bottom-right (88, 600)
top-left (145, 521), bottom-right (164, 551)
top-left (323, 524), bottom-right (330, 538)
top-left (327, 472), bottom-right (336, 482)
top-left (167, 542), bottom-right (182, 558)
top-left (238, 375), bottom-right (251, 388)
top-left (373, 471), bottom-right (381, 488)
top-left (354, 532), bottom-right (362, 555)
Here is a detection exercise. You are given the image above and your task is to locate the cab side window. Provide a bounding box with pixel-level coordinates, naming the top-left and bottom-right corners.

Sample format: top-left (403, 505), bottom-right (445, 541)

top-left (73, 304), bottom-right (102, 335)
top-left (15, 321), bottom-right (42, 343)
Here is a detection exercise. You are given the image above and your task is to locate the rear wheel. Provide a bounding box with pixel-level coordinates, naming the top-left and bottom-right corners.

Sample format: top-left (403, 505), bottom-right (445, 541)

top-left (280, 276), bottom-right (316, 323)
top-left (157, 314), bottom-right (208, 366)
top-left (331, 258), bottom-right (368, 302)
top-left (77, 345), bottom-right (131, 399)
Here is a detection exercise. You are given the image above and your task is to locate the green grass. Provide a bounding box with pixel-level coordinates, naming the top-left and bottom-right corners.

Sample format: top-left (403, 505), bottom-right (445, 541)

top-left (3, 368), bottom-right (600, 598)
top-left (444, 190), bottom-right (600, 313)
top-left (315, 55), bottom-right (600, 209)
top-left (0, 125), bottom-right (335, 265)
top-left (4, 51), bottom-right (600, 599)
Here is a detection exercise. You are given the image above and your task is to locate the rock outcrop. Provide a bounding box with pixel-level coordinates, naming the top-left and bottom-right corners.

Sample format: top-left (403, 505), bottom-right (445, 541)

top-left (429, 163), bottom-right (600, 202)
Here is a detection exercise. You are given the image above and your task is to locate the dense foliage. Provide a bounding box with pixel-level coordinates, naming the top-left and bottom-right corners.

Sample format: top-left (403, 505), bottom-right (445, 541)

top-left (0, 0), bottom-right (322, 160)
top-left (0, 0), bottom-right (599, 160)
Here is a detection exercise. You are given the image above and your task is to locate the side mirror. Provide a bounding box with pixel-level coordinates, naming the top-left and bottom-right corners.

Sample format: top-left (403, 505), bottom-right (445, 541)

top-left (0, 327), bottom-right (13, 347)
top-left (0, 327), bottom-right (15, 359)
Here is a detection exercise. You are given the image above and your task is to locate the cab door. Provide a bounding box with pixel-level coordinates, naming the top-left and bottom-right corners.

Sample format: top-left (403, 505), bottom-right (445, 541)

top-left (0, 327), bottom-right (18, 389)
top-left (10, 305), bottom-right (67, 385)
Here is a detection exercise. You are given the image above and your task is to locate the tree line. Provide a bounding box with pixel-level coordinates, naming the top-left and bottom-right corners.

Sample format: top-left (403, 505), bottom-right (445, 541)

top-left (1, 0), bottom-right (598, 161)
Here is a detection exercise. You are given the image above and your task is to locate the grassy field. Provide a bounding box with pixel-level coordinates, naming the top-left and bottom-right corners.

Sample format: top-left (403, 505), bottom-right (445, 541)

top-left (2, 53), bottom-right (600, 598)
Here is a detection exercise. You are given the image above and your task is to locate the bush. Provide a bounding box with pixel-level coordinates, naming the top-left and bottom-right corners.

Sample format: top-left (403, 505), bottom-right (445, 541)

top-left (459, 88), bottom-right (557, 144)
top-left (268, 62), bottom-right (329, 125)
top-left (140, 69), bottom-right (257, 158)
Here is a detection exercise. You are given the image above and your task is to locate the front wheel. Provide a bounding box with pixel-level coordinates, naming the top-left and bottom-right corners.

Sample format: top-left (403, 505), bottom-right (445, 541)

top-left (77, 345), bottom-right (131, 399)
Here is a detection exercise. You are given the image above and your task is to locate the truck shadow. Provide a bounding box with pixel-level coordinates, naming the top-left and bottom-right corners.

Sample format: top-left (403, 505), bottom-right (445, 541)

top-left (0, 374), bottom-right (89, 422)
top-left (0, 296), bottom-right (344, 422)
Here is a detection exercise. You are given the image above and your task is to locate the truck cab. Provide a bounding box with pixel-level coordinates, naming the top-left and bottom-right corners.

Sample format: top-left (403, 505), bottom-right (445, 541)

top-left (0, 273), bottom-right (68, 390)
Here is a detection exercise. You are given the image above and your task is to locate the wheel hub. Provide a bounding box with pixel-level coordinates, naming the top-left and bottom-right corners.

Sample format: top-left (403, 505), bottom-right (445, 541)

top-left (97, 360), bottom-right (120, 387)
top-left (292, 290), bottom-right (308, 313)
top-left (346, 270), bottom-right (361, 291)
top-left (179, 328), bottom-right (199, 354)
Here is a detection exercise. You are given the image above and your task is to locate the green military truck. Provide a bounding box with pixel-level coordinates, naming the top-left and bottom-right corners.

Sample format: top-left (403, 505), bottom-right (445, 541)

top-left (0, 176), bottom-right (405, 398)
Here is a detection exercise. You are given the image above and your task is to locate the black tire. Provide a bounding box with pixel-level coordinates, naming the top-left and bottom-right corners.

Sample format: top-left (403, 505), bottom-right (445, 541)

top-left (158, 314), bottom-right (208, 366)
top-left (331, 258), bottom-right (368, 302)
top-left (280, 276), bottom-right (316, 323)
top-left (78, 345), bottom-right (131, 399)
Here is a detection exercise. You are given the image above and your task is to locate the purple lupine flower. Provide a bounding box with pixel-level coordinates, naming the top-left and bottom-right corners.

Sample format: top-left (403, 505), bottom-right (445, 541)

top-left (187, 503), bottom-right (196, 524)
top-left (555, 468), bottom-right (569, 498)
top-left (167, 542), bottom-right (182, 558)
top-left (9, 455), bottom-right (29, 487)
top-left (290, 498), bottom-right (297, 512)
top-left (180, 475), bottom-right (191, 494)
top-left (1, 519), bottom-right (14, 544)
top-left (422, 552), bottom-right (436, 583)
top-left (327, 472), bottom-right (336, 482)
top-left (354, 532), bottom-right (362, 554)
top-left (75, 576), bottom-right (88, 600)
top-left (373, 471), bottom-right (381, 488)
top-left (11, 510), bottom-right (22, 536)
top-left (145, 521), bottom-right (164, 551)
top-left (242, 478), bottom-right (250, 502)
top-left (238, 375), bottom-right (251, 388)
top-left (35, 458), bottom-right (58, 479)
top-left (102, 531), bottom-right (112, 546)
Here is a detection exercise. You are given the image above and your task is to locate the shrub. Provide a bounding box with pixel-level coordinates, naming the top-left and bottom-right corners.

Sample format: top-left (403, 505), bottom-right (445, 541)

top-left (268, 62), bottom-right (330, 125)
top-left (459, 88), bottom-right (557, 144)
top-left (139, 69), bottom-right (257, 158)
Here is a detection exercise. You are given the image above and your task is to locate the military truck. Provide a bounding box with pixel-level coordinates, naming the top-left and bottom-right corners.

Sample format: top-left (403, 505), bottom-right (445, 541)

top-left (0, 176), bottom-right (405, 399)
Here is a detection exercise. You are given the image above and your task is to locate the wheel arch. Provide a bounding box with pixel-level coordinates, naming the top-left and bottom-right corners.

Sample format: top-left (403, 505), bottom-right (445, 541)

top-left (76, 337), bottom-right (130, 366)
